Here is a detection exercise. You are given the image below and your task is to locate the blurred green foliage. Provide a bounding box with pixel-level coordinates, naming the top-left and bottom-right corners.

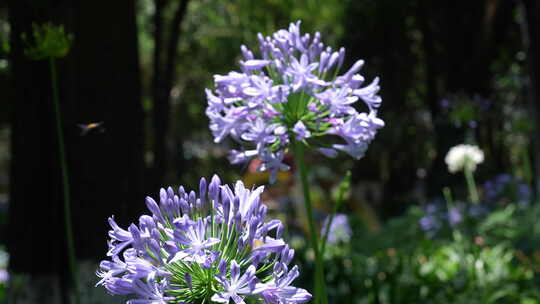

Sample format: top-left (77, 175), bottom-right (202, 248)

top-left (311, 202), bottom-right (540, 304)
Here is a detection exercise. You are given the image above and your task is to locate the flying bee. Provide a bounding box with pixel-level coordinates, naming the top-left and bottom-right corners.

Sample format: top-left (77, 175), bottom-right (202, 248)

top-left (78, 121), bottom-right (105, 136)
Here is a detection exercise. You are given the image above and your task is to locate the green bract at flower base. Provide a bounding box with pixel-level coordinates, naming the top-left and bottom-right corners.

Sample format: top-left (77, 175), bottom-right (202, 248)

top-left (22, 22), bottom-right (73, 60)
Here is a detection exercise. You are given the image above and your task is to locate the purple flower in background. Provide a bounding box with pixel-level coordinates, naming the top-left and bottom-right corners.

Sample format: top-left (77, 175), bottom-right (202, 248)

top-left (482, 174), bottom-right (532, 205)
top-left (468, 205), bottom-right (487, 218)
top-left (419, 202), bottom-right (443, 235)
top-left (517, 184), bottom-right (532, 203)
top-left (425, 204), bottom-right (438, 214)
top-left (419, 200), bottom-right (470, 235)
top-left (320, 214), bottom-right (352, 244)
top-left (0, 249), bottom-right (8, 284)
top-left (206, 21), bottom-right (384, 183)
top-left (0, 270), bottom-right (7, 283)
top-left (96, 175), bottom-right (311, 304)
top-left (419, 215), bottom-right (438, 232)
top-left (496, 174), bottom-right (512, 184)
top-left (448, 206), bottom-right (463, 226)
top-left (439, 98), bottom-right (450, 110)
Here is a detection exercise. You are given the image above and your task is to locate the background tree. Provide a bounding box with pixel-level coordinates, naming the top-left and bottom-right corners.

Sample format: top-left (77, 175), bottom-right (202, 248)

top-left (523, 0), bottom-right (540, 195)
top-left (150, 0), bottom-right (191, 189)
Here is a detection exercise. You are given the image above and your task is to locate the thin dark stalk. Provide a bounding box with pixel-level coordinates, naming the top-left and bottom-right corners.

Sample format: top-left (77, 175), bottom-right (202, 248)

top-left (293, 141), bottom-right (326, 304)
top-left (50, 57), bottom-right (79, 303)
top-left (443, 186), bottom-right (460, 236)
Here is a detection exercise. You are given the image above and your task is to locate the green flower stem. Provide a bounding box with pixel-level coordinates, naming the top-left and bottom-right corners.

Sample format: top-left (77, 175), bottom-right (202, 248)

top-left (521, 148), bottom-right (533, 192)
top-left (464, 167), bottom-right (479, 204)
top-left (50, 58), bottom-right (79, 303)
top-left (292, 140), bottom-right (326, 304)
top-left (442, 187), bottom-right (454, 208)
top-left (443, 186), bottom-right (460, 237)
top-left (320, 171), bottom-right (351, 257)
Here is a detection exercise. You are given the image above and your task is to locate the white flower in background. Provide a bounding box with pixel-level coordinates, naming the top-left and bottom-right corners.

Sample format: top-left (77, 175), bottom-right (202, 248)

top-left (445, 144), bottom-right (484, 173)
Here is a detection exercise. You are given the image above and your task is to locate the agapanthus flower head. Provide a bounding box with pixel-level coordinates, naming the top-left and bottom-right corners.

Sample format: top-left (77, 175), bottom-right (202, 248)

top-left (206, 21), bottom-right (384, 183)
top-left (444, 144), bottom-right (484, 173)
top-left (97, 175), bottom-right (311, 304)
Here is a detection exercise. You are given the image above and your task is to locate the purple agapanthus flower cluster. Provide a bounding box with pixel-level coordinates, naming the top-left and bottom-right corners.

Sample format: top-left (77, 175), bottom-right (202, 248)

top-left (97, 175), bottom-right (311, 304)
top-left (206, 21), bottom-right (384, 182)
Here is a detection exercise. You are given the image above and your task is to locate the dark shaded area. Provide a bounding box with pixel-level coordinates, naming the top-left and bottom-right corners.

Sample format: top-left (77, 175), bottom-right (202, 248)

top-left (8, 0), bottom-right (67, 279)
top-left (342, 0), bottom-right (530, 218)
top-left (151, 0), bottom-right (190, 189)
top-left (523, 0), bottom-right (540, 195)
top-left (6, 0), bottom-right (144, 295)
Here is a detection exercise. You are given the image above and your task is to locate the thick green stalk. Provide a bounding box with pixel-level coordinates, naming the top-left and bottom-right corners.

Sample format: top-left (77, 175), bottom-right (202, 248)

top-left (320, 171), bottom-right (350, 257)
top-left (50, 58), bottom-right (79, 303)
top-left (464, 167), bottom-right (479, 204)
top-left (292, 141), bottom-right (326, 304)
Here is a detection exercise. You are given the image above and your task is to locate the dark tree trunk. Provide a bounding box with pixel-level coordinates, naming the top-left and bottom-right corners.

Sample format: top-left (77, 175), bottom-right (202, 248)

top-left (7, 0), bottom-right (144, 301)
top-left (68, 0), bottom-right (145, 260)
top-left (376, 0), bottom-right (419, 217)
top-left (8, 0), bottom-right (67, 287)
top-left (523, 0), bottom-right (540, 196)
top-left (417, 0), bottom-right (439, 117)
top-left (151, 0), bottom-right (190, 190)
top-left (343, 0), bottom-right (419, 218)
top-left (151, 0), bottom-right (166, 190)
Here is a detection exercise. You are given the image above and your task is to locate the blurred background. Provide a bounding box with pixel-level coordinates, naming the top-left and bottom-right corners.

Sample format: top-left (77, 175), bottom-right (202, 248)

top-left (1, 0), bottom-right (540, 303)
